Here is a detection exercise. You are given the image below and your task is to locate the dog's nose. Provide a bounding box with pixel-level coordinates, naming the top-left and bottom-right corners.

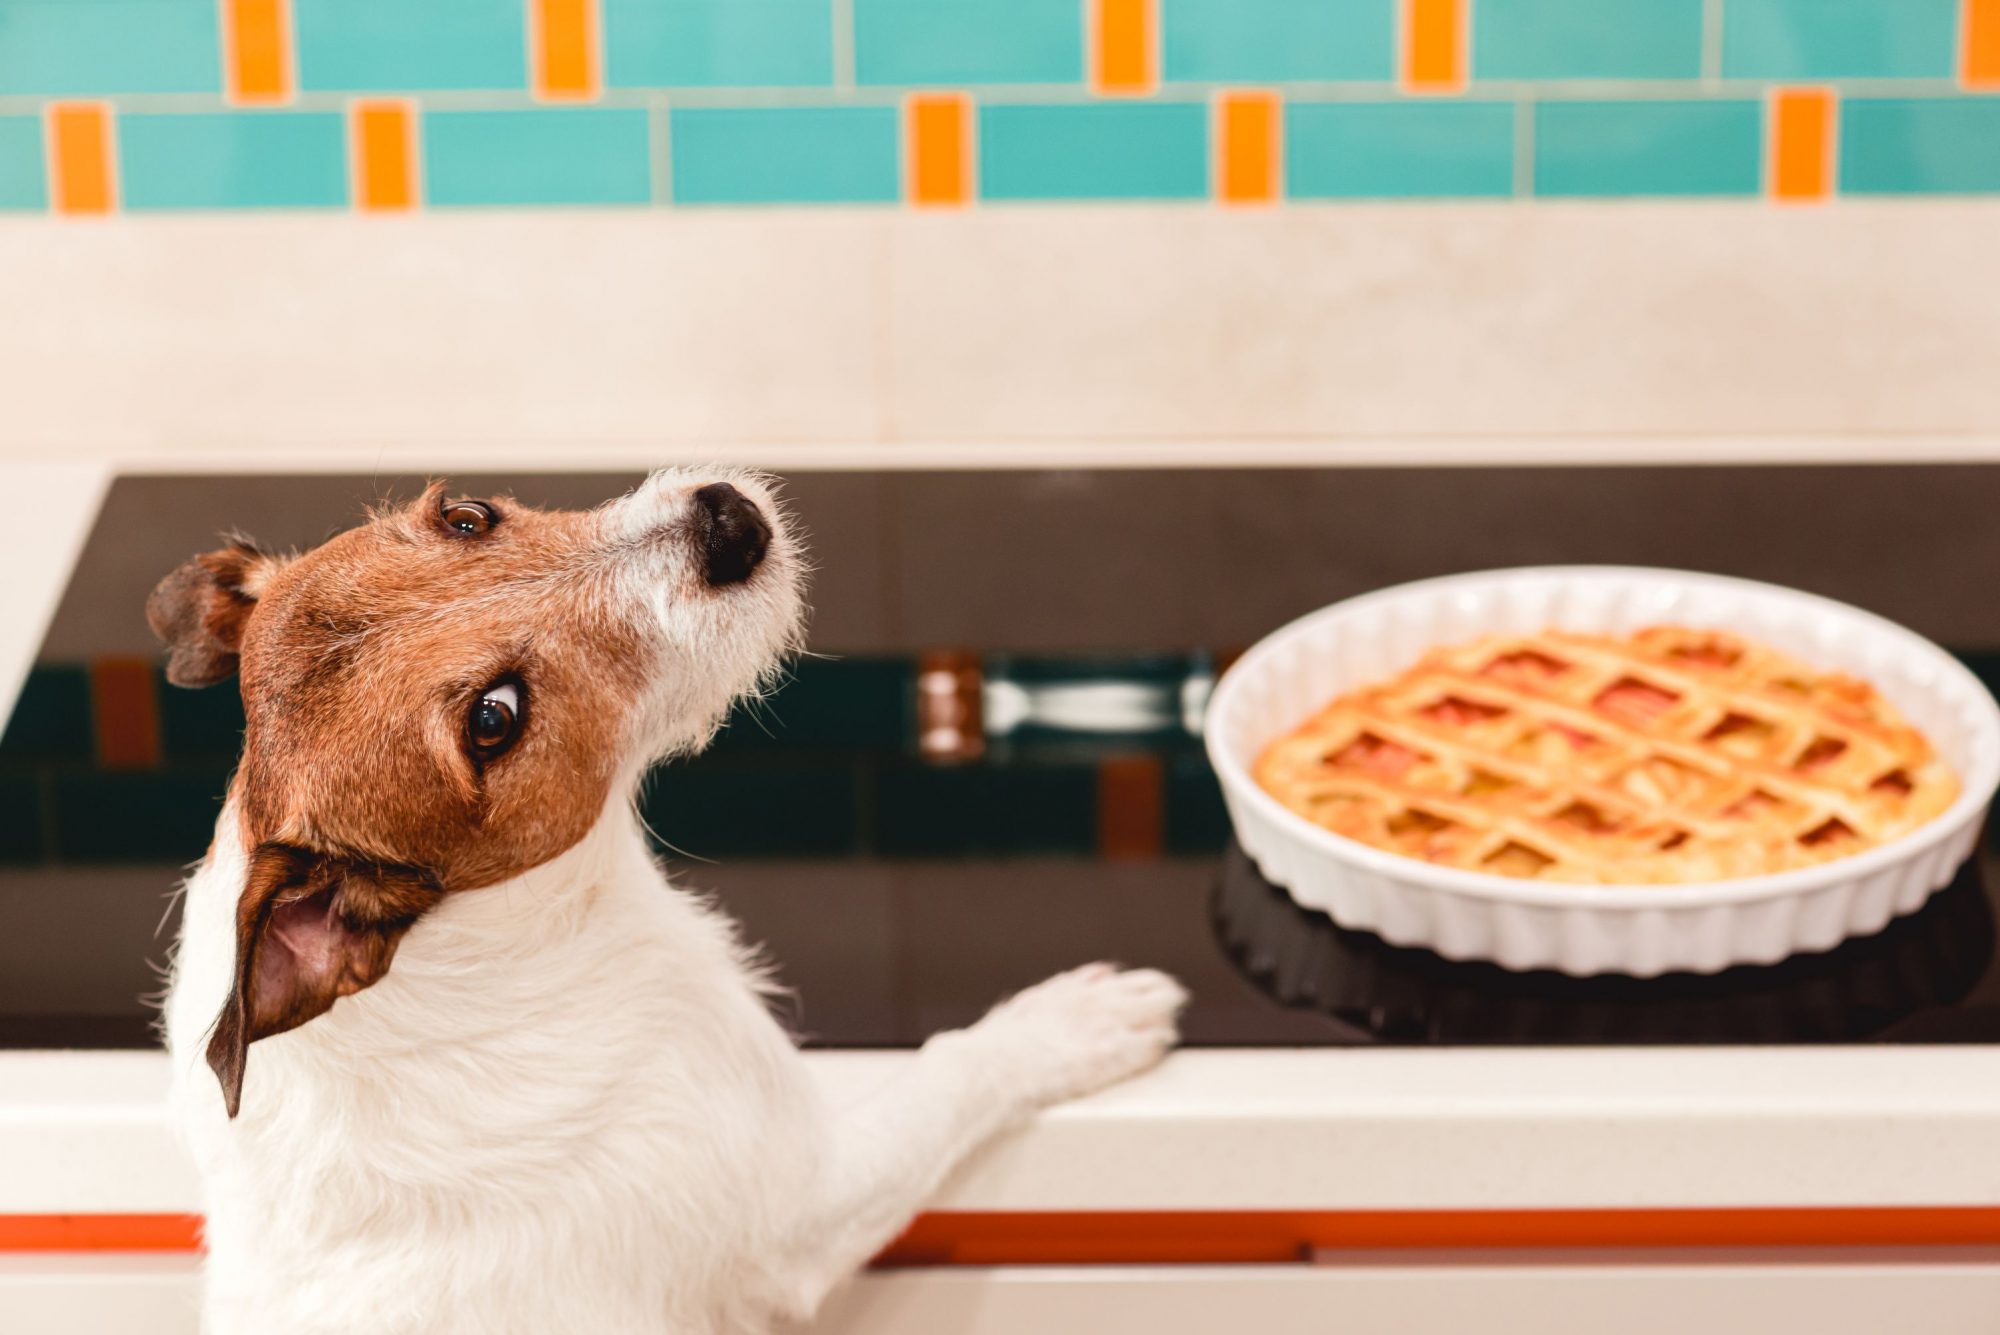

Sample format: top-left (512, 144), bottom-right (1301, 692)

top-left (692, 482), bottom-right (771, 587)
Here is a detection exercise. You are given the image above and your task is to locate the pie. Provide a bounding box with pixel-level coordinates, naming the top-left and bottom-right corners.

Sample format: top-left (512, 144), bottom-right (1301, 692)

top-left (1253, 626), bottom-right (1958, 883)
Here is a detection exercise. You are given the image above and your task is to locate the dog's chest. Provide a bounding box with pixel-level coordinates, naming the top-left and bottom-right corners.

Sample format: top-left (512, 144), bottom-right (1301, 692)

top-left (166, 835), bottom-right (823, 1335)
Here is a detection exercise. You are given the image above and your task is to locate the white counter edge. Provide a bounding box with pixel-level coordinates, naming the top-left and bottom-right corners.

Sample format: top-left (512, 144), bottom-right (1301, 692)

top-left (8, 1046), bottom-right (2000, 1215)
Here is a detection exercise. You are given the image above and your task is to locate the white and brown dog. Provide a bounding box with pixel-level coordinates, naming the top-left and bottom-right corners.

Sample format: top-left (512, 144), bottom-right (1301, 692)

top-left (150, 469), bottom-right (1184, 1334)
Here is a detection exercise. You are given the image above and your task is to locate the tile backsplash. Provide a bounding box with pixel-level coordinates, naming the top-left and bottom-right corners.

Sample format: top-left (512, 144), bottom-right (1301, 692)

top-left (2, 0), bottom-right (1997, 213)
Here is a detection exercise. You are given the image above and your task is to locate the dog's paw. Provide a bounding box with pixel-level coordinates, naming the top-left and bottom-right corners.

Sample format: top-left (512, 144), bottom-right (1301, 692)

top-left (956, 964), bottom-right (1187, 1109)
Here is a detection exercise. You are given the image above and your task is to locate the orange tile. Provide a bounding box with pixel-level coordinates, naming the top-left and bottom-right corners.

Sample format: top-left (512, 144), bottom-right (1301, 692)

top-left (535, 0), bottom-right (599, 100)
top-left (351, 100), bottom-right (418, 211)
top-left (1096, 754), bottom-right (1164, 860)
top-left (1967, 0), bottom-right (2000, 87)
top-left (90, 658), bottom-right (161, 770)
top-left (907, 92), bottom-right (972, 206)
top-left (48, 103), bottom-right (114, 215)
top-left (1402, 0), bottom-right (1465, 93)
top-left (1092, 0), bottom-right (1156, 96)
top-left (225, 0), bottom-right (291, 103)
top-left (1217, 90), bottom-right (1280, 204)
top-left (1770, 87), bottom-right (1834, 202)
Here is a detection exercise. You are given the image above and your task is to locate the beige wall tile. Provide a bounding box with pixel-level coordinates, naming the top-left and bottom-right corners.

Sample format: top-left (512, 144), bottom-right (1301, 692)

top-left (885, 203), bottom-right (2000, 443)
top-left (0, 213), bottom-right (888, 460)
top-left (4, 204), bottom-right (2000, 467)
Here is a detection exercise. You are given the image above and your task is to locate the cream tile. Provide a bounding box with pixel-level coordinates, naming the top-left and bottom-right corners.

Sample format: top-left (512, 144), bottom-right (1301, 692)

top-left (0, 212), bottom-right (890, 459)
top-left (885, 202), bottom-right (2000, 442)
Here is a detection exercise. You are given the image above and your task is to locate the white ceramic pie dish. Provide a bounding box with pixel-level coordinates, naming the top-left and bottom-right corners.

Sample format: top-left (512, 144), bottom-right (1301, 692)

top-left (1204, 567), bottom-right (2000, 976)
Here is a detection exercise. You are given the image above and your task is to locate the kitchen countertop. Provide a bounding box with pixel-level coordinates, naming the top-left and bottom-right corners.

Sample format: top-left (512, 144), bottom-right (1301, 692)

top-left (9, 1045), bottom-right (2000, 1217)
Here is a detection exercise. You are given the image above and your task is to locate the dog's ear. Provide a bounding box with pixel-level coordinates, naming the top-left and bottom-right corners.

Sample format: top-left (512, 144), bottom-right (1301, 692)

top-left (146, 540), bottom-right (288, 688)
top-left (207, 844), bottom-right (442, 1118)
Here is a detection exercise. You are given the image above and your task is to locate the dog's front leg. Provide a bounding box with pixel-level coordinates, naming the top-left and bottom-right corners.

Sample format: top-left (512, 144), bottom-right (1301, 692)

top-left (782, 963), bottom-right (1184, 1317)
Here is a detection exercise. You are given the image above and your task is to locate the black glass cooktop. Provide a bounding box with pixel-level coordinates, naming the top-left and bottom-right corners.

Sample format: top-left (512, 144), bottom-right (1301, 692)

top-left (1208, 837), bottom-right (2000, 1045)
top-left (737, 832), bottom-right (2000, 1051)
top-left (18, 835), bottom-right (2000, 1050)
top-left (11, 466), bottom-right (2000, 1051)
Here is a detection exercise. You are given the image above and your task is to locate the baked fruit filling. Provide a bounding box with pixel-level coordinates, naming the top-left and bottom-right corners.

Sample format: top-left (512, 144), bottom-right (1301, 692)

top-left (1254, 626), bottom-right (1958, 883)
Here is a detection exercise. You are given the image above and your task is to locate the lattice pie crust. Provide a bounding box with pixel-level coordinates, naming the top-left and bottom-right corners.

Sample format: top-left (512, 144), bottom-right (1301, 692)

top-left (1253, 627), bottom-right (1958, 883)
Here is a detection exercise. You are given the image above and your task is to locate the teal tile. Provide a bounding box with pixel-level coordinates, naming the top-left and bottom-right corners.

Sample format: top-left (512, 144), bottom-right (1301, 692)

top-left (1162, 0), bottom-right (1393, 82)
top-left (0, 775), bottom-right (43, 864)
top-left (157, 678), bottom-right (245, 762)
top-left (1475, 0), bottom-right (1703, 80)
top-left (1287, 100), bottom-right (1513, 199)
top-left (0, 668), bottom-right (90, 762)
top-left (642, 757), bottom-right (858, 857)
top-left (0, 116), bottom-right (42, 210)
top-left (853, 0), bottom-right (1083, 86)
top-left (121, 113), bottom-right (348, 211)
top-left (53, 769), bottom-right (229, 863)
top-left (295, 0), bottom-right (526, 92)
top-left (1842, 98), bottom-right (2000, 195)
top-left (875, 761), bottom-right (1096, 856)
top-left (1533, 99), bottom-right (1761, 198)
top-left (1723, 0), bottom-right (1956, 80)
top-left (426, 109), bottom-right (652, 206)
top-left (707, 658), bottom-right (912, 754)
top-left (980, 103), bottom-right (1208, 201)
top-left (670, 106), bottom-right (897, 204)
top-left (606, 0), bottom-right (833, 87)
top-left (0, 0), bottom-right (219, 95)
top-left (1165, 753), bottom-right (1229, 855)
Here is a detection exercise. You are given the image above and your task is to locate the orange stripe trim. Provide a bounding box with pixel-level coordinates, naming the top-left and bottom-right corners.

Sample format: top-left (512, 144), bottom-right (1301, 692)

top-left (352, 99), bottom-right (418, 211)
top-left (48, 103), bottom-right (115, 216)
top-left (884, 1207), bottom-right (2000, 1265)
top-left (1769, 87), bottom-right (1834, 202)
top-left (0, 1215), bottom-right (203, 1253)
top-left (907, 92), bottom-right (972, 207)
top-left (534, 0), bottom-right (600, 100)
top-left (1092, 0), bottom-right (1157, 96)
top-left (18, 1208), bottom-right (2000, 1262)
top-left (1966, 0), bottom-right (2000, 87)
top-left (1217, 90), bottom-right (1280, 204)
top-left (224, 0), bottom-right (292, 104)
top-left (1402, 0), bottom-right (1466, 93)
top-left (89, 658), bottom-right (162, 770)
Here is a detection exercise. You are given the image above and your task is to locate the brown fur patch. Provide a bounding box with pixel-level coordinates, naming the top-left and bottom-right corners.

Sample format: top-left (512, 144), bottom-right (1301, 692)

top-left (233, 486), bottom-right (647, 888)
top-left (159, 485), bottom-right (675, 1115)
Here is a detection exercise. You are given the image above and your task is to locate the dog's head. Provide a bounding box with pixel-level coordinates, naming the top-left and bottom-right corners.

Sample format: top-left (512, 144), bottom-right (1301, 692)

top-left (148, 469), bottom-right (804, 1116)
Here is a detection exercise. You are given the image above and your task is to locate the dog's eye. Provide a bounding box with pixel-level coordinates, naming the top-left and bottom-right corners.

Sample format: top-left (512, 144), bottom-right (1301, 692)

top-left (442, 500), bottom-right (497, 537)
top-left (468, 681), bottom-right (522, 757)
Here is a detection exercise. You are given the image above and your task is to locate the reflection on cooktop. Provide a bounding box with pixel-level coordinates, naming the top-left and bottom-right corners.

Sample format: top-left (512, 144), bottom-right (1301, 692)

top-left (1213, 840), bottom-right (2000, 1045)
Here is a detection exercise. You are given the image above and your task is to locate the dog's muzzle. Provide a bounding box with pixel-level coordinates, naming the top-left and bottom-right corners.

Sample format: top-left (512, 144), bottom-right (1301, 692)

top-left (692, 482), bottom-right (772, 587)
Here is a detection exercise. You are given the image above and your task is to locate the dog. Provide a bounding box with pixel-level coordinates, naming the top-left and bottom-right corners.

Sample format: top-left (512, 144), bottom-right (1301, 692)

top-left (150, 469), bottom-right (1185, 1334)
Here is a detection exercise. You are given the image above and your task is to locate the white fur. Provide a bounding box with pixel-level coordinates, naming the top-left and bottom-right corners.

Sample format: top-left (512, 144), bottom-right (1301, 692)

top-left (163, 469), bottom-right (1185, 1334)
